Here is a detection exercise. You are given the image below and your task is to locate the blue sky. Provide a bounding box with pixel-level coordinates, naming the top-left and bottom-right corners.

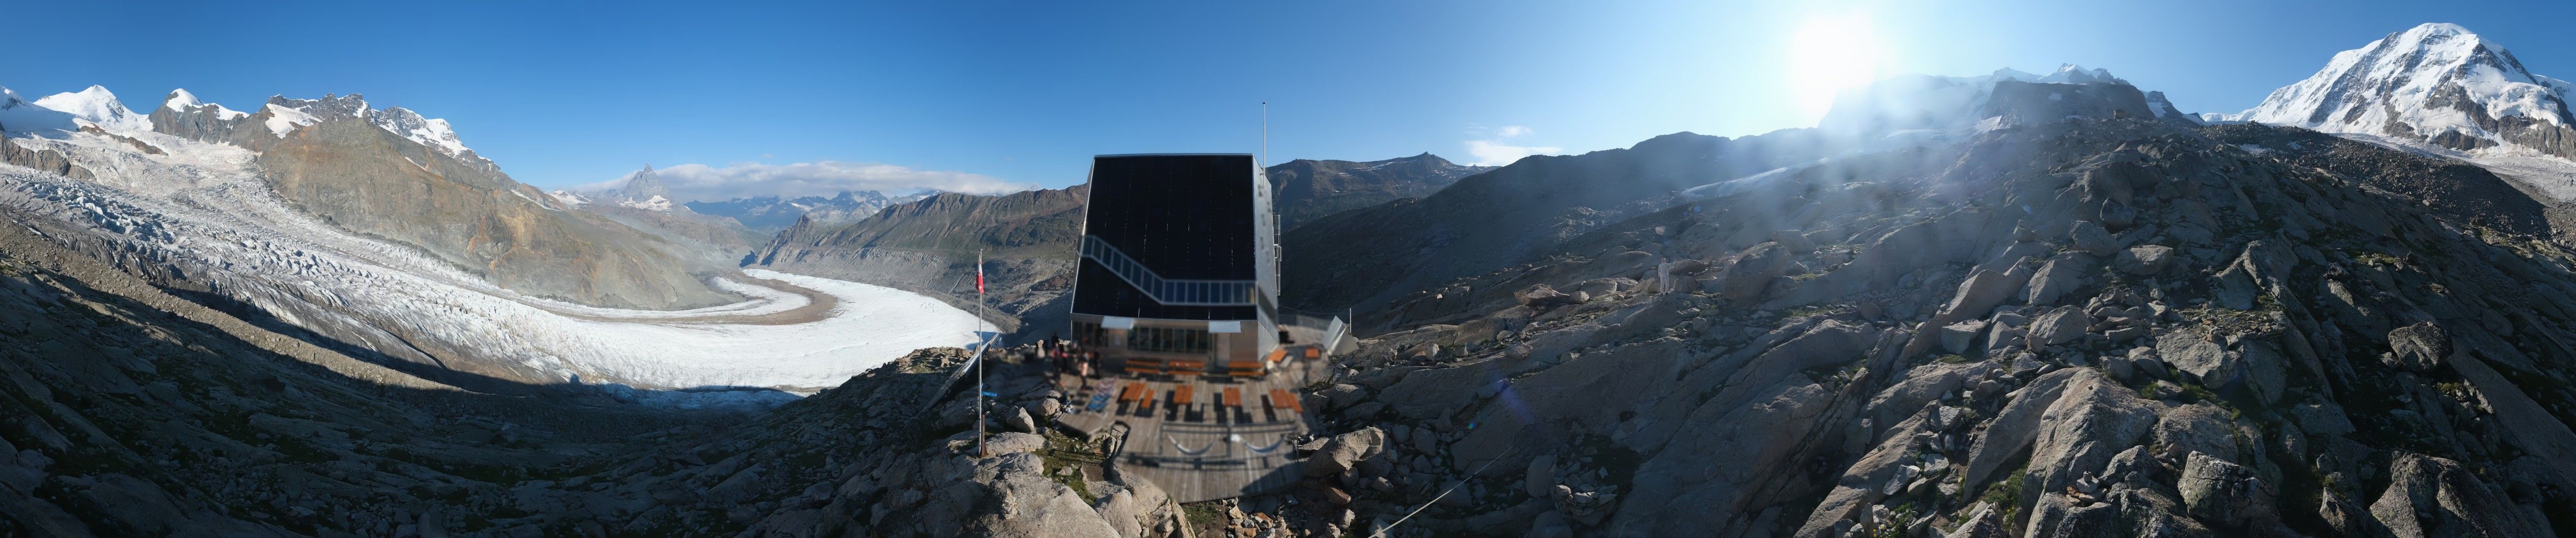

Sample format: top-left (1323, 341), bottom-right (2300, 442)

top-left (11, 1), bottom-right (2575, 200)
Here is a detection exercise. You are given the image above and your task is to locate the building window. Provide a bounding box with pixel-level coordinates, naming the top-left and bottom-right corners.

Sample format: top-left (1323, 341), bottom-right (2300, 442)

top-left (1127, 326), bottom-right (1211, 354)
top-left (1073, 322), bottom-right (1104, 347)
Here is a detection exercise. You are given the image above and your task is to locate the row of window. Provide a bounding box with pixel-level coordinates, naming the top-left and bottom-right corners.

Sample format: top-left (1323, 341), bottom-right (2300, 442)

top-left (1127, 326), bottom-right (1212, 354)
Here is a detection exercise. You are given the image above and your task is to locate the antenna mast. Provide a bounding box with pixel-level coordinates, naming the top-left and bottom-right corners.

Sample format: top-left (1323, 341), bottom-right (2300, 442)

top-left (1260, 102), bottom-right (1269, 168)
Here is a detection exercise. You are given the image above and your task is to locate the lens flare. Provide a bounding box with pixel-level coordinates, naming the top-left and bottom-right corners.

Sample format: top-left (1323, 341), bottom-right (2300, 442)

top-left (1786, 12), bottom-right (1895, 122)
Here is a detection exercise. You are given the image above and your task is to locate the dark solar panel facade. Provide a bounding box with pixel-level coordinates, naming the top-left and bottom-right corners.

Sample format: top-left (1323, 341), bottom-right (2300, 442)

top-left (1073, 154), bottom-right (1262, 321)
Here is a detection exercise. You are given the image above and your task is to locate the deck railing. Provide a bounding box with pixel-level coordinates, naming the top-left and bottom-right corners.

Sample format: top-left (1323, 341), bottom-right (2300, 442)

top-left (1080, 235), bottom-right (1258, 306)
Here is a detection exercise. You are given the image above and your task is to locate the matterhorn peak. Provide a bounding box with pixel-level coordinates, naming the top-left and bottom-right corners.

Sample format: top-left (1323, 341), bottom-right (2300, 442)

top-left (607, 164), bottom-right (676, 211)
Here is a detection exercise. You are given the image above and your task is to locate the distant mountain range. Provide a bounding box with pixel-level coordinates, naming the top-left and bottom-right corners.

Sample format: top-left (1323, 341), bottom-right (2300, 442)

top-left (688, 190), bottom-right (928, 231)
top-left (13, 19), bottom-right (2576, 537)
top-left (739, 152), bottom-right (1486, 341)
top-left (1269, 152), bottom-right (1492, 229)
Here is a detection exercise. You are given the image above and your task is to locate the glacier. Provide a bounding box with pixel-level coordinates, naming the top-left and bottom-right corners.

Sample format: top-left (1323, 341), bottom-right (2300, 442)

top-left (0, 102), bottom-right (986, 399)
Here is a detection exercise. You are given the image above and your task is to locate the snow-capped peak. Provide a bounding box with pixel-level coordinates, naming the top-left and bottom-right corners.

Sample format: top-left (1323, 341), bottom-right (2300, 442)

top-left (370, 106), bottom-right (474, 159)
top-left (2032, 64), bottom-right (2127, 86)
top-left (165, 88), bottom-right (202, 109)
top-left (2227, 23), bottom-right (2572, 147)
top-left (32, 85), bottom-right (151, 133)
top-left (244, 94), bottom-right (481, 161)
top-left (261, 103), bottom-right (321, 138)
top-left (161, 88), bottom-right (248, 120)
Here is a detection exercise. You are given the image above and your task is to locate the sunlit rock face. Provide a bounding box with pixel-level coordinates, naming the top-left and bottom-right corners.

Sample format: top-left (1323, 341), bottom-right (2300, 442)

top-left (1273, 67), bottom-right (2576, 537)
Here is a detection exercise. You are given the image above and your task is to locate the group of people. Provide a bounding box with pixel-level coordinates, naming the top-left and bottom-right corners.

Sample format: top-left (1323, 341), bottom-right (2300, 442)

top-left (1036, 334), bottom-right (1103, 389)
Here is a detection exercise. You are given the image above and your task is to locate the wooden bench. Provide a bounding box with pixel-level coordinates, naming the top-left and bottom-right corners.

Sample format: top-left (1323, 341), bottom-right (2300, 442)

top-left (1167, 359), bottom-right (1207, 376)
top-left (1303, 347), bottom-right (1322, 359)
top-left (1225, 360), bottom-right (1264, 378)
top-left (1124, 357), bottom-right (1164, 375)
top-left (1269, 388), bottom-right (1303, 413)
top-left (1174, 385), bottom-right (1195, 409)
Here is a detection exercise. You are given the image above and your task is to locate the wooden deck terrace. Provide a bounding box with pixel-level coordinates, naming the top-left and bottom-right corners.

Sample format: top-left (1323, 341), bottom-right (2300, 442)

top-left (1053, 347), bottom-right (1329, 503)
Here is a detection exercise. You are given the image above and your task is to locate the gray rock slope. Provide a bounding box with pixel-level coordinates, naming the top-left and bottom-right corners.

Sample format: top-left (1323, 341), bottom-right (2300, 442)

top-left (154, 94), bottom-right (739, 309)
top-left (1258, 80), bottom-right (2576, 537)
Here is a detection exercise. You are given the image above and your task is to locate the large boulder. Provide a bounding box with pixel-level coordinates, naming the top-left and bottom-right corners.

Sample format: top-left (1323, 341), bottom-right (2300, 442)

top-left (1306, 427), bottom-right (1387, 478)
top-left (1722, 242), bottom-right (1792, 302)
top-left (1093, 489), bottom-right (1145, 538)
top-left (1945, 502), bottom-right (2009, 538)
top-left (2385, 322), bottom-right (2451, 373)
top-left (2068, 220), bottom-right (2117, 256)
top-left (2025, 306), bottom-right (2091, 348)
top-left (1960, 368), bottom-right (2084, 494)
top-left (2155, 328), bottom-right (2235, 388)
top-left (1938, 320), bottom-right (1988, 355)
top-left (986, 432), bottom-right (1047, 456)
top-left (1004, 407), bottom-right (1039, 433)
top-left (2369, 453), bottom-right (2553, 538)
top-left (2177, 452), bottom-right (2276, 528)
top-left (1942, 269), bottom-right (2025, 322)
top-left (1318, 384), bottom-right (1368, 410)
top-left (1862, 361), bottom-right (1994, 442)
top-left (2023, 256), bottom-right (2090, 307)
top-left (2152, 404), bottom-right (2242, 464)
top-left (1523, 454), bottom-right (1558, 499)
top-left (1518, 285), bottom-right (1584, 308)
top-left (2013, 371), bottom-right (2160, 522)
top-left (2114, 245), bottom-right (2174, 276)
top-left (941, 452), bottom-right (1124, 538)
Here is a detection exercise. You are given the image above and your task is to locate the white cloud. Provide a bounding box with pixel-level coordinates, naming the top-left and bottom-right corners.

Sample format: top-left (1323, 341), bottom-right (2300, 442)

top-left (575, 161), bottom-right (1034, 202)
top-left (1463, 140), bottom-right (1562, 167)
top-left (1495, 125), bottom-right (1532, 138)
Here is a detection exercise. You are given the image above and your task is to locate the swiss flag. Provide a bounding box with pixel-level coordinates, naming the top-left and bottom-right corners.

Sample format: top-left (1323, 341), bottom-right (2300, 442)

top-left (976, 265), bottom-right (985, 295)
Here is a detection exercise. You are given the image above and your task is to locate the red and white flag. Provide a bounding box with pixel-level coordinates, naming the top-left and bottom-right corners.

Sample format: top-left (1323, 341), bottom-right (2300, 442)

top-left (975, 254), bottom-right (985, 295)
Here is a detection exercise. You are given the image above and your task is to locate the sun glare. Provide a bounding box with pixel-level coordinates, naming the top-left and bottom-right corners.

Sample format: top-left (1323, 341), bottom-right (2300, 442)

top-left (1786, 12), bottom-right (1894, 121)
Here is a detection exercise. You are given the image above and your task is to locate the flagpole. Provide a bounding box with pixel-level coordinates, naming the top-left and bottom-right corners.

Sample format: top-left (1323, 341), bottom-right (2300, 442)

top-left (975, 249), bottom-right (987, 457)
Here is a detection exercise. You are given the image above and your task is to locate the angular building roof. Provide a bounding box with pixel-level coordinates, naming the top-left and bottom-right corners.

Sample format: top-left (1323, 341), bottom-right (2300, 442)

top-left (1073, 154), bottom-right (1268, 321)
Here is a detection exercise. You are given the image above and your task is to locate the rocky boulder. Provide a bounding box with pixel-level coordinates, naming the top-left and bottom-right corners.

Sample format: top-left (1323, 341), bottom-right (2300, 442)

top-left (2025, 306), bottom-right (2091, 348)
top-left (1517, 284), bottom-right (1587, 308)
top-left (2115, 244), bottom-right (2174, 276)
top-left (1318, 384), bottom-right (1368, 410)
top-left (2369, 453), bottom-right (2554, 538)
top-left (2023, 256), bottom-right (2091, 307)
top-left (1720, 242), bottom-right (1793, 302)
top-left (2385, 322), bottom-right (2451, 373)
top-left (2068, 220), bottom-right (2118, 256)
top-left (2177, 452), bottom-right (2275, 528)
top-left (2015, 370), bottom-right (2160, 522)
top-left (1938, 319), bottom-right (1989, 356)
top-left (1306, 427), bottom-right (1387, 478)
top-left (2155, 328), bottom-right (2235, 388)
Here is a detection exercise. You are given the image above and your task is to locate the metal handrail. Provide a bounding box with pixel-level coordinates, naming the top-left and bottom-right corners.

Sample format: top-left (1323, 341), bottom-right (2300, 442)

top-left (1079, 234), bottom-right (1257, 306)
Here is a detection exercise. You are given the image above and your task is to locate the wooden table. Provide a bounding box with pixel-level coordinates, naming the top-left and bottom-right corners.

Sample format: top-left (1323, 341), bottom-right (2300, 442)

top-left (1269, 388), bottom-right (1302, 413)
top-left (1221, 387), bottom-right (1241, 408)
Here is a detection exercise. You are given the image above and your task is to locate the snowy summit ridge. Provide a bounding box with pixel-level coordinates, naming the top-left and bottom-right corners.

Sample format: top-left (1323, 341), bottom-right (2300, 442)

top-left (2219, 23), bottom-right (2576, 158)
